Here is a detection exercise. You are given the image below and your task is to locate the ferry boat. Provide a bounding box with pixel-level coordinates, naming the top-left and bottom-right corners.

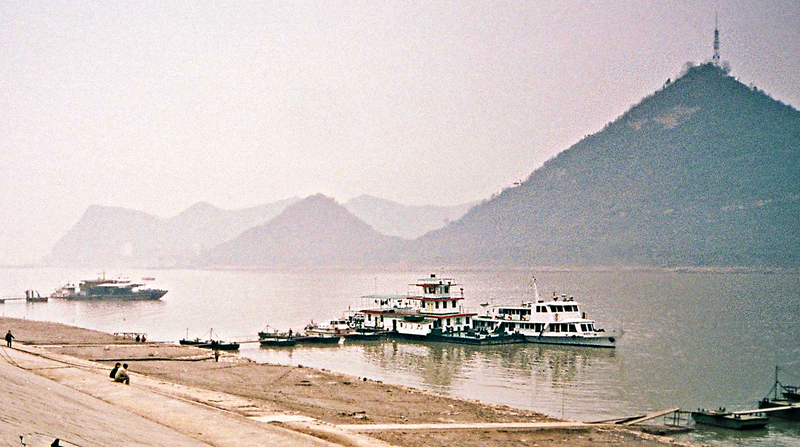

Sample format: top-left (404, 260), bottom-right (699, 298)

top-left (357, 274), bottom-right (478, 340)
top-left (471, 278), bottom-right (622, 348)
top-left (51, 275), bottom-right (167, 301)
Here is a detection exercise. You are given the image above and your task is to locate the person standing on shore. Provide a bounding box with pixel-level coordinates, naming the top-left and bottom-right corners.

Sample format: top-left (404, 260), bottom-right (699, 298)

top-left (5, 330), bottom-right (14, 347)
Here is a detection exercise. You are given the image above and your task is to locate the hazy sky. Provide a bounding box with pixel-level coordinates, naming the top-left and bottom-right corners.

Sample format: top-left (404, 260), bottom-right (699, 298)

top-left (2, 1), bottom-right (799, 264)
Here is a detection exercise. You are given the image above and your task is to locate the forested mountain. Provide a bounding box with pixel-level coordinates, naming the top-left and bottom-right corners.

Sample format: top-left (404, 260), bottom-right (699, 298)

top-left (412, 64), bottom-right (800, 267)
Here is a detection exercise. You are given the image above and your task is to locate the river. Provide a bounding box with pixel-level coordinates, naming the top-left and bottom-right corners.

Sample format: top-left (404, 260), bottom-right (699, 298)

top-left (1, 267), bottom-right (798, 446)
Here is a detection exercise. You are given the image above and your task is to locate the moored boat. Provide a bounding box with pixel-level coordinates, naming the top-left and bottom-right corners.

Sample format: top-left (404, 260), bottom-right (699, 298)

top-left (471, 278), bottom-right (622, 348)
top-left (180, 329), bottom-right (239, 350)
top-left (258, 326), bottom-right (297, 347)
top-left (351, 274), bottom-right (621, 347)
top-left (759, 366), bottom-right (800, 420)
top-left (51, 274), bottom-right (166, 301)
top-left (25, 290), bottom-right (48, 302)
top-left (691, 408), bottom-right (768, 430)
top-left (357, 274), bottom-right (477, 340)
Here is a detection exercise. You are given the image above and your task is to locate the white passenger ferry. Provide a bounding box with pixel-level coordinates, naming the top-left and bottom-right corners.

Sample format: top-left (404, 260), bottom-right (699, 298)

top-left (358, 274), bottom-right (477, 338)
top-left (471, 279), bottom-right (622, 348)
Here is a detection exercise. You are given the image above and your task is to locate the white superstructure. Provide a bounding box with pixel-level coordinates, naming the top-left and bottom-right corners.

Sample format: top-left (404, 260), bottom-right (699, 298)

top-left (358, 274), bottom-right (476, 338)
top-left (472, 279), bottom-right (622, 348)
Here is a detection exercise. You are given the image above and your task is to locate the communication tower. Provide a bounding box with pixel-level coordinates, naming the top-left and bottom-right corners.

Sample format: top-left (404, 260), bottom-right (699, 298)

top-left (712, 13), bottom-right (720, 65)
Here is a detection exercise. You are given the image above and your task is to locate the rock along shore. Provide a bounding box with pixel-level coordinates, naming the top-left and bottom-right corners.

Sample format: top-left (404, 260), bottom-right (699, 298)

top-left (0, 317), bottom-right (698, 447)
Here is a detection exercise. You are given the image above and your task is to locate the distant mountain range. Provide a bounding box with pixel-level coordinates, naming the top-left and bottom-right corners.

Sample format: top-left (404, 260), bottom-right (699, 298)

top-left (46, 63), bottom-right (800, 268)
top-left (46, 198), bottom-right (300, 267)
top-left (45, 195), bottom-right (475, 267)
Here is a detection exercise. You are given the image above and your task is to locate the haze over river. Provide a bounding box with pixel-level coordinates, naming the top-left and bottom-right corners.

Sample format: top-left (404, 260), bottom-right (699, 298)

top-left (1, 267), bottom-right (798, 446)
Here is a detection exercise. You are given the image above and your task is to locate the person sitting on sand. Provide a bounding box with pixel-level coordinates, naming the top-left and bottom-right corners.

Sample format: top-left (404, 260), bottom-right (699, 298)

top-left (5, 330), bottom-right (14, 347)
top-left (109, 362), bottom-right (121, 379)
top-left (114, 363), bottom-right (130, 385)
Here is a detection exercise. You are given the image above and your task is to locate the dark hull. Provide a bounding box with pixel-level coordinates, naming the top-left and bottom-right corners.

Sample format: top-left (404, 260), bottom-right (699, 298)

top-left (259, 338), bottom-right (297, 347)
top-left (65, 290), bottom-right (167, 301)
top-left (197, 342), bottom-right (239, 351)
top-left (180, 339), bottom-right (239, 350)
top-left (294, 335), bottom-right (341, 344)
top-left (759, 399), bottom-right (800, 420)
top-left (343, 331), bottom-right (386, 341)
top-left (691, 411), bottom-right (768, 429)
top-left (429, 332), bottom-right (526, 345)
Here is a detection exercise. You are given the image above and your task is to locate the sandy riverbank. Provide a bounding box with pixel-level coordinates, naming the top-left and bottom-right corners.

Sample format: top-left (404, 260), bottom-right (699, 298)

top-left (0, 317), bottom-right (699, 446)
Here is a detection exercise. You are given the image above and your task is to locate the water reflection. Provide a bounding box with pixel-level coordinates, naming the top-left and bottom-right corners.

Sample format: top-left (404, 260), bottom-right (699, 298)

top-left (252, 337), bottom-right (620, 420)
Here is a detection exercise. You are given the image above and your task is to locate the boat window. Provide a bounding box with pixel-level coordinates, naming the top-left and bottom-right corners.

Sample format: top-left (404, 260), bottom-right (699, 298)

top-left (569, 324), bottom-right (577, 332)
top-left (435, 301), bottom-right (439, 309)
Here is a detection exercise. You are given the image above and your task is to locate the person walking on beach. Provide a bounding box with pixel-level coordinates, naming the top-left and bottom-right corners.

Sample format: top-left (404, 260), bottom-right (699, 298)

top-left (114, 363), bottom-right (130, 385)
top-left (5, 330), bottom-right (14, 347)
top-left (109, 362), bottom-right (121, 379)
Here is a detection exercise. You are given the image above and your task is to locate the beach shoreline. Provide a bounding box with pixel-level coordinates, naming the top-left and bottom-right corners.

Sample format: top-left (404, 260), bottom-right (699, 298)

top-left (0, 317), bottom-right (697, 446)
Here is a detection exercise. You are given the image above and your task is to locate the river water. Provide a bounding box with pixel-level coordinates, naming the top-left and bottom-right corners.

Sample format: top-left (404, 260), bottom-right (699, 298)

top-left (1, 267), bottom-right (798, 446)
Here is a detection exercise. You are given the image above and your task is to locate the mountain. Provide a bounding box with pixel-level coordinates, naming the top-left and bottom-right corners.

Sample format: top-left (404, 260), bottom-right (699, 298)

top-left (46, 205), bottom-right (165, 267)
top-left (413, 63), bottom-right (800, 267)
top-left (45, 198), bottom-right (299, 267)
top-left (162, 198), bottom-right (299, 258)
top-left (206, 194), bottom-right (406, 267)
top-left (344, 195), bottom-right (479, 240)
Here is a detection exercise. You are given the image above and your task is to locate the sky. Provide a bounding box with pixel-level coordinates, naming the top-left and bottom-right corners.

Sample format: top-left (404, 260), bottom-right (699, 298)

top-left (2, 0), bottom-right (799, 265)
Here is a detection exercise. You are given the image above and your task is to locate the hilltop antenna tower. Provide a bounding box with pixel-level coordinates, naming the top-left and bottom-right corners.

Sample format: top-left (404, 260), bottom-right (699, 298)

top-left (712, 12), bottom-right (721, 65)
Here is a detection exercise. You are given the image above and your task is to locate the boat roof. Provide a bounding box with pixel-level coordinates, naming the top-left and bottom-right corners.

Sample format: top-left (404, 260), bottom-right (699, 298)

top-left (361, 294), bottom-right (407, 300)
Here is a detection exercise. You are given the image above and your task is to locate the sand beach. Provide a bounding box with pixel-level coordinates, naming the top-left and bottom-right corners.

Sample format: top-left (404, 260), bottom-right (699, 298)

top-left (0, 317), bottom-right (697, 446)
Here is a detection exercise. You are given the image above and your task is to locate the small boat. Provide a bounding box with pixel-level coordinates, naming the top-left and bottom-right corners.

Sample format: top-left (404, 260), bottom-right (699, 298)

top-left (25, 290), bottom-right (48, 303)
top-left (197, 340), bottom-right (240, 351)
top-left (691, 408), bottom-right (768, 430)
top-left (758, 366), bottom-right (800, 420)
top-left (292, 319), bottom-right (346, 343)
top-left (180, 329), bottom-right (239, 350)
top-left (258, 326), bottom-right (297, 347)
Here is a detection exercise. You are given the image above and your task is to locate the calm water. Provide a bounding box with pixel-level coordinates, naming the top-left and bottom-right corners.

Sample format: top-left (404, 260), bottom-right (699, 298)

top-left (1, 267), bottom-right (798, 446)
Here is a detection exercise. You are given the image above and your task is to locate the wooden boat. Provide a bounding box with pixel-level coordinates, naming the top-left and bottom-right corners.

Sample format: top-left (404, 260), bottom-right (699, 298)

top-left (691, 408), bottom-right (768, 430)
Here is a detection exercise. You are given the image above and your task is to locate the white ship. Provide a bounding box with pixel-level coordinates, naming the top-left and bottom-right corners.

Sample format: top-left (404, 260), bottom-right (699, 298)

top-left (357, 274), bottom-right (478, 339)
top-left (471, 278), bottom-right (622, 348)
